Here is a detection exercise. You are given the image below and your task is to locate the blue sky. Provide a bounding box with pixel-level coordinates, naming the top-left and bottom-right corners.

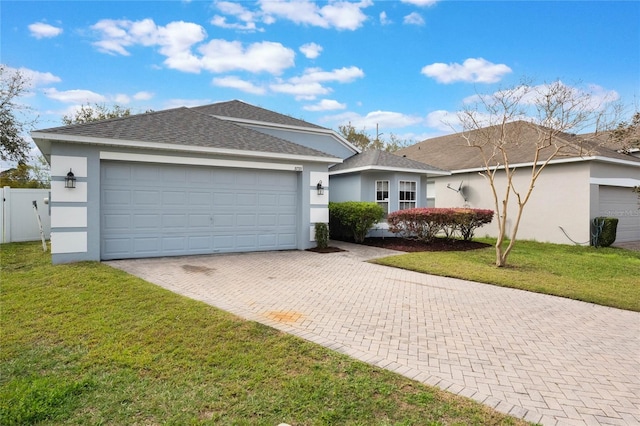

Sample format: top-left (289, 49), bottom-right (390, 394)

top-left (2, 0), bottom-right (639, 168)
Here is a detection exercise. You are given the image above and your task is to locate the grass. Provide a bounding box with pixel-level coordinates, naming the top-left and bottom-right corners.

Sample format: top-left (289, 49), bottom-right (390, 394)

top-left (0, 242), bottom-right (529, 426)
top-left (372, 238), bottom-right (640, 312)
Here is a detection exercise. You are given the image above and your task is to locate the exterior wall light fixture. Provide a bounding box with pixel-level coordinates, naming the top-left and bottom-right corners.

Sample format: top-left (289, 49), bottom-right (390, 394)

top-left (316, 180), bottom-right (324, 195)
top-left (65, 169), bottom-right (76, 189)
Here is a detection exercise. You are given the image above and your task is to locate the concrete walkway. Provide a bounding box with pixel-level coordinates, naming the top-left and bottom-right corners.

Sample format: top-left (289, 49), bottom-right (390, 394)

top-left (107, 242), bottom-right (639, 426)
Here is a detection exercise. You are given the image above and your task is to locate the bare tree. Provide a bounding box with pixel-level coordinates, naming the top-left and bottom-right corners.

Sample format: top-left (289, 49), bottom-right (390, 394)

top-left (0, 65), bottom-right (35, 163)
top-left (458, 80), bottom-right (618, 267)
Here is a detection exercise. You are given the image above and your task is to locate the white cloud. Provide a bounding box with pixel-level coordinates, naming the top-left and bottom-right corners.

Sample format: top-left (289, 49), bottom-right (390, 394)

top-left (90, 19), bottom-right (295, 75)
top-left (271, 66), bottom-right (364, 100)
top-left (91, 19), bottom-right (207, 73)
top-left (291, 66), bottom-right (365, 84)
top-left (326, 110), bottom-right (423, 130)
top-left (379, 11), bottom-right (392, 25)
top-left (300, 42), bottom-right (323, 59)
top-left (303, 99), bottom-right (346, 111)
top-left (198, 40), bottom-right (295, 75)
top-left (421, 57), bottom-right (512, 84)
top-left (259, 0), bottom-right (372, 30)
top-left (28, 22), bottom-right (63, 39)
top-left (213, 76), bottom-right (266, 95)
top-left (425, 110), bottom-right (460, 132)
top-left (7, 66), bottom-right (61, 88)
top-left (270, 81), bottom-right (330, 100)
top-left (114, 94), bottom-right (131, 104)
top-left (211, 1), bottom-right (260, 31)
top-left (403, 12), bottom-right (425, 26)
top-left (401, 0), bottom-right (439, 6)
top-left (133, 91), bottom-right (154, 101)
top-left (43, 88), bottom-right (106, 104)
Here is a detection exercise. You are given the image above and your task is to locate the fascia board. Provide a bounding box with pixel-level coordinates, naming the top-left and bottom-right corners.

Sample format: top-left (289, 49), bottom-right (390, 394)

top-left (31, 131), bottom-right (343, 164)
top-left (590, 177), bottom-right (640, 188)
top-left (449, 155), bottom-right (640, 174)
top-left (329, 165), bottom-right (451, 176)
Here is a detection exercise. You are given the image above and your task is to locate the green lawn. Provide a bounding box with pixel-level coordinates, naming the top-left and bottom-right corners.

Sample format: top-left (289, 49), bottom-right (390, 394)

top-left (1, 242), bottom-right (528, 426)
top-left (372, 239), bottom-right (640, 312)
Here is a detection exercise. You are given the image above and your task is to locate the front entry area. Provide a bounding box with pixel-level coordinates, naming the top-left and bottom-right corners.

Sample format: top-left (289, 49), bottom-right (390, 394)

top-left (101, 161), bottom-right (298, 260)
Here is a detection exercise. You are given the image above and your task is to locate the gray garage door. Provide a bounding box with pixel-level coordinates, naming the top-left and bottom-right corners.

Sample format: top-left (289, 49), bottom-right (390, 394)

top-left (598, 186), bottom-right (640, 243)
top-left (101, 161), bottom-right (298, 260)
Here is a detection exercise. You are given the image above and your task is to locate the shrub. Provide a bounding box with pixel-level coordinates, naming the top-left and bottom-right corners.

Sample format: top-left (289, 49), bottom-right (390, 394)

top-left (591, 217), bottom-right (618, 247)
top-left (314, 223), bottom-right (329, 249)
top-left (453, 209), bottom-right (495, 240)
top-left (388, 208), bottom-right (494, 242)
top-left (329, 202), bottom-right (385, 243)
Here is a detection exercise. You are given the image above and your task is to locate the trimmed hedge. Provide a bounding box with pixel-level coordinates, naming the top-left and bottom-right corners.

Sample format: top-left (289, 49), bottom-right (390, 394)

top-left (329, 202), bottom-right (385, 243)
top-left (591, 217), bottom-right (618, 247)
top-left (387, 208), bottom-right (494, 242)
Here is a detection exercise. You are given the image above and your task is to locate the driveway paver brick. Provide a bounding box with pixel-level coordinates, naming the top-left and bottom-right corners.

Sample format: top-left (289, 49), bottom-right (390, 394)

top-left (108, 241), bottom-right (640, 426)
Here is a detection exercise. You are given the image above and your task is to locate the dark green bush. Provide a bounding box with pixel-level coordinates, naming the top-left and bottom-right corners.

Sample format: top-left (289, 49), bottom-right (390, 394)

top-left (329, 202), bottom-right (385, 243)
top-left (591, 217), bottom-right (618, 247)
top-left (314, 223), bottom-right (329, 249)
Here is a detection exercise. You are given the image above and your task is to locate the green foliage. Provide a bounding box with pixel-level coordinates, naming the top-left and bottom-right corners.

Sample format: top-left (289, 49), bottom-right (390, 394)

top-left (62, 103), bottom-right (132, 125)
top-left (338, 122), bottom-right (412, 152)
top-left (314, 222), bottom-right (329, 249)
top-left (1, 241), bottom-right (527, 425)
top-left (610, 112), bottom-right (640, 153)
top-left (0, 161), bottom-right (49, 188)
top-left (329, 201), bottom-right (385, 243)
top-left (388, 208), bottom-right (494, 242)
top-left (592, 217), bottom-right (619, 248)
top-left (1, 65), bottom-right (33, 163)
top-left (373, 238), bottom-right (640, 312)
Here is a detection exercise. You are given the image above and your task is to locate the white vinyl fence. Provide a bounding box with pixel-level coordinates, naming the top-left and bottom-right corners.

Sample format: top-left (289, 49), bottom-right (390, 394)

top-left (1, 187), bottom-right (51, 243)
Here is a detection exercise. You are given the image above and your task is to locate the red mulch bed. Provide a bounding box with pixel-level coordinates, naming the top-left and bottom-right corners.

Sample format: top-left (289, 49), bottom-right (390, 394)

top-left (307, 238), bottom-right (491, 253)
top-left (361, 237), bottom-right (491, 252)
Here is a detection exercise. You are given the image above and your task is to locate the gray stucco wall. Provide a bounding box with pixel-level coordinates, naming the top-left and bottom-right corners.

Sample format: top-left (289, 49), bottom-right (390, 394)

top-left (244, 125), bottom-right (356, 160)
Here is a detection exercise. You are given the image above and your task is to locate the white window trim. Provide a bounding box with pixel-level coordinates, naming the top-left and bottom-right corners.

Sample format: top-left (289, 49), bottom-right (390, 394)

top-left (399, 180), bottom-right (417, 210)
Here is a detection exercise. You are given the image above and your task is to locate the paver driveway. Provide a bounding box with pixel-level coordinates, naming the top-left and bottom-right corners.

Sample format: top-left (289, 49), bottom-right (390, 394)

top-left (107, 241), bottom-right (639, 426)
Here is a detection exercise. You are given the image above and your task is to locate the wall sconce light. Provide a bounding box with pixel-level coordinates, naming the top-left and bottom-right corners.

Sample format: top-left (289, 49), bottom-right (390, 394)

top-left (65, 169), bottom-right (76, 189)
top-left (316, 180), bottom-right (324, 195)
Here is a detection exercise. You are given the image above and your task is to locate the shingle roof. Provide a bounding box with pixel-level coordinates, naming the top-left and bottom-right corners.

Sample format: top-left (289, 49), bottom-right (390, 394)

top-left (398, 121), bottom-right (640, 171)
top-left (33, 106), bottom-right (336, 159)
top-left (330, 149), bottom-right (449, 174)
top-left (192, 100), bottom-right (326, 129)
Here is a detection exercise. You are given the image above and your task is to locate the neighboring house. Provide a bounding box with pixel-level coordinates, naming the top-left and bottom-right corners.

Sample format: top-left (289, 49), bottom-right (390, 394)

top-left (32, 100), bottom-right (359, 264)
top-left (398, 121), bottom-right (640, 244)
top-left (328, 149), bottom-right (450, 236)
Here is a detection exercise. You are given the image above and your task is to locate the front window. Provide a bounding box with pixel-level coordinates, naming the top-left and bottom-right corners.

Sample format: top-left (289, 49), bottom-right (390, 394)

top-left (399, 181), bottom-right (416, 210)
top-left (376, 180), bottom-right (389, 217)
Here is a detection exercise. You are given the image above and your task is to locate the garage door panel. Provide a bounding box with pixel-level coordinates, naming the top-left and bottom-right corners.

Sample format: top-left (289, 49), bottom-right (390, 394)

top-left (101, 162), bottom-right (298, 259)
top-left (134, 190), bottom-right (160, 207)
top-left (163, 191), bottom-right (186, 206)
top-left (188, 214), bottom-right (211, 227)
top-left (103, 214), bottom-right (130, 230)
top-left (133, 214), bottom-right (161, 229)
top-left (103, 189), bottom-right (131, 205)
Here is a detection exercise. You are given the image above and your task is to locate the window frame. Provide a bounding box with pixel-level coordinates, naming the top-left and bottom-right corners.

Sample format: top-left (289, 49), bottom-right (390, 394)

top-left (375, 180), bottom-right (390, 217)
top-left (398, 180), bottom-right (417, 210)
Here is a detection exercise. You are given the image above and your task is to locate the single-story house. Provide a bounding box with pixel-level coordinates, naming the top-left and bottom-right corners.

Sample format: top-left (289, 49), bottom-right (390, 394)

top-left (32, 100), bottom-right (448, 264)
top-left (328, 149), bottom-right (450, 236)
top-left (32, 101), bottom-right (356, 263)
top-left (398, 121), bottom-right (640, 245)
